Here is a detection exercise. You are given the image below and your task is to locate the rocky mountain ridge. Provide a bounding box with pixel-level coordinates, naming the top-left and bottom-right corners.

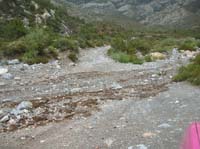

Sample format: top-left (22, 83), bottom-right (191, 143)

top-left (61, 0), bottom-right (200, 28)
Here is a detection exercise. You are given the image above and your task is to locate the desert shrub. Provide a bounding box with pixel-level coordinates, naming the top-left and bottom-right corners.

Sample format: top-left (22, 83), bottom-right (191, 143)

top-left (111, 37), bottom-right (127, 52)
top-left (144, 55), bottom-right (153, 62)
top-left (197, 40), bottom-right (200, 48)
top-left (21, 50), bottom-right (49, 64)
top-left (53, 37), bottom-right (79, 52)
top-left (77, 38), bottom-right (87, 49)
top-left (108, 48), bottom-right (143, 64)
top-left (173, 54), bottom-right (200, 85)
top-left (130, 39), bottom-right (152, 55)
top-left (153, 38), bottom-right (180, 52)
top-left (178, 38), bottom-right (197, 51)
top-left (85, 40), bottom-right (96, 48)
top-left (23, 28), bottom-right (53, 53)
top-left (0, 19), bottom-right (27, 40)
top-left (1, 40), bottom-right (26, 57)
top-left (68, 52), bottom-right (78, 62)
top-left (47, 46), bottom-right (58, 58)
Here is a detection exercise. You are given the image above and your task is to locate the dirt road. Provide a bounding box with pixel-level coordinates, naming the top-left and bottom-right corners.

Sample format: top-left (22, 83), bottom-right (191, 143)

top-left (0, 46), bottom-right (199, 149)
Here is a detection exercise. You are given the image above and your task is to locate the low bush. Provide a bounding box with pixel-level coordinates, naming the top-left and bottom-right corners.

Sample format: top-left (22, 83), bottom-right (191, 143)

top-left (0, 19), bottom-right (27, 40)
top-left (1, 40), bottom-right (26, 57)
top-left (53, 37), bottom-right (79, 52)
top-left (144, 55), bottom-right (153, 62)
top-left (108, 48), bottom-right (143, 64)
top-left (178, 38), bottom-right (197, 51)
top-left (152, 38), bottom-right (180, 52)
top-left (68, 52), bottom-right (78, 62)
top-left (173, 54), bottom-right (200, 85)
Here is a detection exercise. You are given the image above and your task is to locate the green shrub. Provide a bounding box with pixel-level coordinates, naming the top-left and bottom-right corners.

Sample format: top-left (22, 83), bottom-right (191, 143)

top-left (144, 55), bottom-right (153, 62)
top-left (53, 37), bottom-right (79, 52)
top-left (1, 28), bottom-right (58, 64)
top-left (152, 38), bottom-right (180, 52)
top-left (85, 40), bottom-right (96, 48)
top-left (179, 38), bottom-right (197, 51)
top-left (47, 46), bottom-right (58, 58)
top-left (130, 39), bottom-right (152, 55)
top-left (68, 52), bottom-right (78, 62)
top-left (108, 48), bottom-right (143, 64)
top-left (197, 40), bottom-right (200, 48)
top-left (1, 40), bottom-right (26, 57)
top-left (173, 54), bottom-right (200, 85)
top-left (0, 19), bottom-right (27, 40)
top-left (23, 28), bottom-right (53, 53)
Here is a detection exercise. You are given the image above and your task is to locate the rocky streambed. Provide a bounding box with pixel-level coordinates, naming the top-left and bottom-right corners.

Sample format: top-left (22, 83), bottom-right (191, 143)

top-left (0, 46), bottom-right (198, 134)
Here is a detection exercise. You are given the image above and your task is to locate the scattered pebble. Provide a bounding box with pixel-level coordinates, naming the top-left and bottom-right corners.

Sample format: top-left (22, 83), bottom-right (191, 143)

top-left (0, 115), bottom-right (9, 123)
top-left (104, 138), bottom-right (114, 147)
top-left (0, 67), bottom-right (8, 75)
top-left (1, 73), bottom-right (14, 80)
top-left (136, 144), bottom-right (148, 149)
top-left (128, 146), bottom-right (133, 149)
top-left (158, 123), bottom-right (171, 128)
top-left (142, 132), bottom-right (156, 138)
top-left (40, 140), bottom-right (46, 143)
top-left (17, 101), bottom-right (33, 110)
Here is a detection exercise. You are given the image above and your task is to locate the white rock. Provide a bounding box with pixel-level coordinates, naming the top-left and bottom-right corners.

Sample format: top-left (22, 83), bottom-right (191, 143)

top-left (40, 140), bottom-right (46, 143)
top-left (0, 115), bottom-right (9, 123)
top-left (2, 73), bottom-right (14, 80)
top-left (0, 68), bottom-right (8, 75)
top-left (17, 101), bottom-right (33, 110)
top-left (128, 146), bottom-right (133, 149)
top-left (136, 144), bottom-right (148, 149)
top-left (8, 59), bottom-right (20, 65)
top-left (8, 119), bottom-right (17, 125)
top-left (69, 63), bottom-right (76, 67)
top-left (111, 83), bottom-right (122, 89)
top-left (158, 123), bottom-right (171, 128)
top-left (14, 77), bottom-right (21, 81)
top-left (0, 82), bottom-right (6, 86)
top-left (104, 138), bottom-right (114, 147)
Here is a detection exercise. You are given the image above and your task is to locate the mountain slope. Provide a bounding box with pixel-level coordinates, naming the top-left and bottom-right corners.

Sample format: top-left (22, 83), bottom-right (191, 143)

top-left (60, 0), bottom-right (200, 28)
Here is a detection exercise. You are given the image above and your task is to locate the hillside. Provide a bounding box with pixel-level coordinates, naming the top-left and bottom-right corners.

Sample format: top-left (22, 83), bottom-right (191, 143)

top-left (60, 0), bottom-right (200, 28)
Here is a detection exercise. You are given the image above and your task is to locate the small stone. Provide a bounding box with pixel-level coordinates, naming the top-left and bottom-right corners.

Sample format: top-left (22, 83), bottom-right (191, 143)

top-left (69, 63), bottom-right (76, 67)
top-left (2, 73), bottom-right (14, 80)
top-left (128, 146), bottom-right (133, 149)
top-left (8, 59), bottom-right (20, 65)
top-left (0, 67), bottom-right (8, 75)
top-left (151, 74), bottom-right (158, 78)
top-left (104, 138), bottom-right (114, 147)
top-left (0, 115), bottom-right (9, 123)
top-left (158, 123), bottom-right (171, 128)
top-left (136, 144), bottom-right (148, 149)
top-left (8, 119), bottom-right (17, 125)
top-left (142, 132), bottom-right (156, 138)
top-left (20, 136), bottom-right (26, 140)
top-left (175, 100), bottom-right (180, 104)
top-left (14, 77), bottom-right (21, 81)
top-left (40, 140), bottom-right (45, 143)
top-left (10, 109), bottom-right (22, 116)
top-left (0, 82), bottom-right (6, 86)
top-left (70, 88), bottom-right (81, 93)
top-left (111, 83), bottom-right (122, 89)
top-left (17, 101), bottom-right (33, 110)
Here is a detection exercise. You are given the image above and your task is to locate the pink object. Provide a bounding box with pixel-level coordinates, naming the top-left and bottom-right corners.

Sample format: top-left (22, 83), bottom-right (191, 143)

top-left (180, 122), bottom-right (200, 149)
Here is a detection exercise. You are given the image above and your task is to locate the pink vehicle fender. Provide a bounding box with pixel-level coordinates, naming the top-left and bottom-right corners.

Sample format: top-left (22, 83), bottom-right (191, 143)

top-left (181, 122), bottom-right (200, 149)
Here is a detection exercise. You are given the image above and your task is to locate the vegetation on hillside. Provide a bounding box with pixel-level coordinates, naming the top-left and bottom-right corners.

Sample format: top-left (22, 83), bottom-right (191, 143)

top-left (0, 0), bottom-right (200, 65)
